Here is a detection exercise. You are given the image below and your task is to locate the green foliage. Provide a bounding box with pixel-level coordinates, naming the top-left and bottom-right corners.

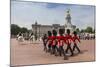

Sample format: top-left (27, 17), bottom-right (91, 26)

top-left (11, 24), bottom-right (21, 35)
top-left (11, 24), bottom-right (29, 35)
top-left (76, 28), bottom-right (80, 33)
top-left (93, 29), bottom-right (95, 33)
top-left (85, 27), bottom-right (93, 33)
top-left (80, 29), bottom-right (85, 33)
top-left (20, 27), bottom-right (28, 33)
top-left (80, 26), bottom-right (95, 33)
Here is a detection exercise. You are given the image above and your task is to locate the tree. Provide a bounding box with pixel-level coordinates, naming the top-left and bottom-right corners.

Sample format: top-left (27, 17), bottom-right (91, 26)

top-left (85, 27), bottom-right (93, 33)
top-left (93, 29), bottom-right (95, 33)
top-left (80, 29), bottom-right (85, 33)
top-left (11, 24), bottom-right (29, 35)
top-left (20, 27), bottom-right (28, 33)
top-left (11, 24), bottom-right (21, 35)
top-left (76, 28), bottom-right (80, 33)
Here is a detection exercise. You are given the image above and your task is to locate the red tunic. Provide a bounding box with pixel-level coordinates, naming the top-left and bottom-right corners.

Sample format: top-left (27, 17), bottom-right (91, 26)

top-left (57, 35), bottom-right (65, 46)
top-left (47, 36), bottom-right (53, 45)
top-left (65, 34), bottom-right (73, 45)
top-left (52, 36), bottom-right (57, 46)
top-left (72, 35), bottom-right (80, 44)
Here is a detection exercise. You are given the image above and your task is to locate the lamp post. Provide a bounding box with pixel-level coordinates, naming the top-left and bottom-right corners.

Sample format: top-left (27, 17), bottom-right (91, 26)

top-left (35, 21), bottom-right (37, 41)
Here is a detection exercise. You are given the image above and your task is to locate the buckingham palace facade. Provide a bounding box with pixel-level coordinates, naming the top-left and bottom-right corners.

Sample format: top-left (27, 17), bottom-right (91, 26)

top-left (31, 21), bottom-right (65, 38)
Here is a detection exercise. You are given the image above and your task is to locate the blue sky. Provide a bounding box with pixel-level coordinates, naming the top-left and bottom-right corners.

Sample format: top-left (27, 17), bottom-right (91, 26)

top-left (11, 0), bottom-right (95, 30)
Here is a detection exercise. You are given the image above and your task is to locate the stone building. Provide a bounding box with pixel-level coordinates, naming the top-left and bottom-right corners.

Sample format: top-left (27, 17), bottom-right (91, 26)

top-left (32, 21), bottom-right (64, 38)
top-left (31, 9), bottom-right (76, 38)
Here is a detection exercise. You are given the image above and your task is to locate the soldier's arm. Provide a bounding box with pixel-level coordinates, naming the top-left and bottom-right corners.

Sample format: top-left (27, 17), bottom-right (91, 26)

top-left (77, 36), bottom-right (81, 43)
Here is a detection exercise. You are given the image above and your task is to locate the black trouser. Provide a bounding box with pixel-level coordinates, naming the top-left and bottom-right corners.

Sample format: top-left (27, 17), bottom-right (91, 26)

top-left (55, 45), bottom-right (59, 53)
top-left (48, 44), bottom-right (51, 52)
top-left (51, 45), bottom-right (59, 55)
top-left (59, 46), bottom-right (66, 56)
top-left (65, 44), bottom-right (73, 56)
top-left (73, 43), bottom-right (80, 53)
top-left (51, 45), bottom-right (55, 54)
top-left (43, 42), bottom-right (47, 51)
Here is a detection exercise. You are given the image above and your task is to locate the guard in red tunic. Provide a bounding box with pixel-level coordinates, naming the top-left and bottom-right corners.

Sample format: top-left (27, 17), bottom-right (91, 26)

top-left (72, 31), bottom-right (81, 53)
top-left (47, 31), bottom-right (52, 53)
top-left (51, 30), bottom-right (59, 55)
top-left (42, 34), bottom-right (48, 52)
top-left (65, 29), bottom-right (74, 56)
top-left (57, 29), bottom-right (68, 60)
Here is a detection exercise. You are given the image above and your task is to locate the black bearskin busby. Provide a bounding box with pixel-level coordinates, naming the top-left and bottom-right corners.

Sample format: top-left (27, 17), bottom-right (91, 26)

top-left (52, 29), bottom-right (57, 36)
top-left (48, 31), bottom-right (52, 36)
top-left (73, 31), bottom-right (77, 35)
top-left (59, 29), bottom-right (64, 36)
top-left (67, 29), bottom-right (70, 34)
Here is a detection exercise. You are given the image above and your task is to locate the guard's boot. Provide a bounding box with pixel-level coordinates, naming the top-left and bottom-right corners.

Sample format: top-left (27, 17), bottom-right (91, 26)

top-left (50, 50), bottom-right (54, 55)
top-left (55, 51), bottom-right (58, 56)
top-left (59, 52), bottom-right (62, 56)
top-left (70, 53), bottom-right (74, 56)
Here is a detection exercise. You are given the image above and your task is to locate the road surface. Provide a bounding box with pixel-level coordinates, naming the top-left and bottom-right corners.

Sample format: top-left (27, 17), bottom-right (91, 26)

top-left (11, 38), bottom-right (95, 66)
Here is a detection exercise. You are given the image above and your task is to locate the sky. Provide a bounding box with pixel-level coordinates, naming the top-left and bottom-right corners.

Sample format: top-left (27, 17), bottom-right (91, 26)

top-left (11, 0), bottom-right (95, 30)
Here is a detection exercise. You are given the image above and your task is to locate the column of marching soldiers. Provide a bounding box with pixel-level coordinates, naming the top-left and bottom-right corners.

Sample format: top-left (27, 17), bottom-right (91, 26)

top-left (42, 29), bottom-right (81, 60)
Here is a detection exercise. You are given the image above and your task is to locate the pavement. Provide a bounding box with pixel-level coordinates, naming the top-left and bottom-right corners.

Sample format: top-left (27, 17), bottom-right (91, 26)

top-left (11, 38), bottom-right (95, 66)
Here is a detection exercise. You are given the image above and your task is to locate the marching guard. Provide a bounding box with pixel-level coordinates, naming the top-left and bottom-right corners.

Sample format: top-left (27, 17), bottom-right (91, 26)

top-left (42, 29), bottom-right (82, 60)
top-left (47, 31), bottom-right (52, 53)
top-left (42, 34), bottom-right (48, 52)
top-left (72, 31), bottom-right (81, 54)
top-left (51, 30), bottom-right (59, 56)
top-left (57, 29), bottom-right (68, 60)
top-left (65, 29), bottom-right (74, 56)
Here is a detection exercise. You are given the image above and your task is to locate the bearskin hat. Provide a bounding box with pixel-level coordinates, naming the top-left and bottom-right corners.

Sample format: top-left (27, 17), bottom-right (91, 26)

top-left (48, 31), bottom-right (52, 36)
top-left (73, 31), bottom-right (77, 35)
top-left (59, 29), bottom-right (64, 35)
top-left (52, 29), bottom-right (57, 36)
top-left (67, 29), bottom-right (70, 34)
top-left (44, 34), bottom-right (47, 37)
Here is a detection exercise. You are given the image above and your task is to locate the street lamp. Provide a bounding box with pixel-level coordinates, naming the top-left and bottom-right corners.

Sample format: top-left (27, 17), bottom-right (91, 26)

top-left (35, 21), bottom-right (37, 41)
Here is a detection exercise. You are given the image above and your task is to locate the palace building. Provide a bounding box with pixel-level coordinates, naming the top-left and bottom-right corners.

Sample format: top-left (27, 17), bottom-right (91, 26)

top-left (31, 9), bottom-right (76, 38)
